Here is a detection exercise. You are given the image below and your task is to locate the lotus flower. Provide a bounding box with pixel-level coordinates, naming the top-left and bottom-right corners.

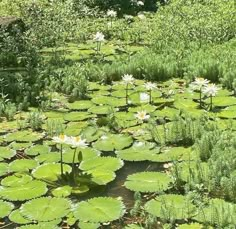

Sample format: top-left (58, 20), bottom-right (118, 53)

top-left (144, 82), bottom-right (157, 91)
top-left (93, 32), bottom-right (105, 42)
top-left (135, 110), bottom-right (150, 121)
top-left (68, 136), bottom-right (88, 148)
top-left (52, 134), bottom-right (69, 144)
top-left (107, 10), bottom-right (117, 17)
top-left (203, 83), bottom-right (220, 111)
top-left (122, 74), bottom-right (135, 84)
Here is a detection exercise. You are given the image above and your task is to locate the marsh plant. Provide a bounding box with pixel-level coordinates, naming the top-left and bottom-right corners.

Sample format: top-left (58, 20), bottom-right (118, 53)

top-left (107, 9), bottom-right (117, 29)
top-left (27, 111), bottom-right (44, 131)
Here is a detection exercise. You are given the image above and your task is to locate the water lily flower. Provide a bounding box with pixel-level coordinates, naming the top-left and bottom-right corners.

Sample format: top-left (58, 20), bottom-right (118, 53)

top-left (190, 77), bottom-right (209, 91)
top-left (124, 15), bottom-right (134, 20)
top-left (135, 110), bottom-right (150, 121)
top-left (140, 92), bottom-right (150, 103)
top-left (68, 136), bottom-right (88, 148)
top-left (144, 82), bottom-right (157, 91)
top-left (203, 83), bottom-right (219, 97)
top-left (93, 32), bottom-right (105, 42)
top-left (137, 1), bottom-right (144, 6)
top-left (107, 10), bottom-right (117, 17)
top-left (189, 77), bottom-right (210, 108)
top-left (52, 134), bottom-right (69, 144)
top-left (137, 14), bottom-right (146, 20)
top-left (203, 84), bottom-right (220, 111)
top-left (122, 74), bottom-right (135, 84)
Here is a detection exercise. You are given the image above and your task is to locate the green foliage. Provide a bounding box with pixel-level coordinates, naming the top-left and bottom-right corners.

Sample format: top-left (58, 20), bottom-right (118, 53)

top-left (73, 197), bottom-right (125, 223)
top-left (20, 197), bottom-right (71, 222)
top-left (125, 171), bottom-right (172, 193)
top-left (0, 200), bottom-right (14, 218)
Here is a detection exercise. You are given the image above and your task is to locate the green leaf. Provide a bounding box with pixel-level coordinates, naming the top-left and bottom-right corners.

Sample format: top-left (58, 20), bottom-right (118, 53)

top-left (93, 134), bottom-right (133, 151)
top-left (32, 163), bottom-right (72, 181)
top-left (178, 223), bottom-right (210, 229)
top-left (1, 174), bottom-right (32, 187)
top-left (0, 180), bottom-right (48, 201)
top-left (51, 186), bottom-right (72, 197)
top-left (73, 197), bottom-right (125, 223)
top-left (145, 194), bottom-right (196, 220)
top-left (5, 130), bottom-right (44, 142)
top-left (64, 112), bottom-right (96, 122)
top-left (0, 147), bottom-right (16, 161)
top-left (125, 172), bottom-right (172, 192)
top-left (9, 209), bottom-right (33, 224)
top-left (0, 200), bottom-right (14, 218)
top-left (25, 145), bottom-right (51, 156)
top-left (80, 156), bottom-right (124, 172)
top-left (67, 100), bottom-right (93, 110)
top-left (20, 197), bottom-right (71, 222)
top-left (88, 105), bottom-right (114, 115)
top-left (0, 163), bottom-right (9, 177)
top-left (9, 159), bottom-right (38, 172)
top-left (78, 222), bottom-right (100, 229)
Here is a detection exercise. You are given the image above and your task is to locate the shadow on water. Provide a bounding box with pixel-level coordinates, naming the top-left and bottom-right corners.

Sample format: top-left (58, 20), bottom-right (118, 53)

top-left (104, 161), bottom-right (163, 210)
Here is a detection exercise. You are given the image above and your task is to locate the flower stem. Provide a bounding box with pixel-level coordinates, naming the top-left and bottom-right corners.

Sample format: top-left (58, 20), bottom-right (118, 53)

top-left (149, 90), bottom-right (152, 104)
top-left (126, 84), bottom-right (129, 105)
top-left (210, 95), bottom-right (213, 111)
top-left (60, 144), bottom-right (63, 176)
top-left (72, 148), bottom-right (77, 184)
top-left (199, 89), bottom-right (202, 108)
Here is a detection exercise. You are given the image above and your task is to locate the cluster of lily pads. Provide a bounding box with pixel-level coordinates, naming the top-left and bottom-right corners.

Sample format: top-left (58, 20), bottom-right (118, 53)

top-left (0, 77), bottom-right (236, 228)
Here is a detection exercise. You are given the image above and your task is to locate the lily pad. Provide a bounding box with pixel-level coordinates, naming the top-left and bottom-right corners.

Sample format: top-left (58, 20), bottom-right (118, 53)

top-left (0, 180), bottom-right (48, 201)
top-left (80, 156), bottom-right (124, 172)
top-left (73, 197), bottom-right (125, 223)
top-left (125, 172), bottom-right (172, 192)
top-left (51, 186), bottom-right (72, 197)
top-left (93, 134), bottom-right (133, 151)
top-left (0, 200), bottom-right (14, 218)
top-left (32, 163), bottom-right (72, 181)
top-left (5, 130), bottom-right (44, 142)
top-left (0, 163), bottom-right (9, 177)
top-left (20, 197), bottom-right (71, 222)
top-left (25, 145), bottom-right (51, 156)
top-left (9, 159), bottom-right (38, 172)
top-left (1, 174), bottom-right (32, 187)
top-left (67, 100), bottom-right (93, 110)
top-left (0, 146), bottom-right (16, 160)
top-left (64, 112), bottom-right (95, 122)
top-left (9, 209), bottom-right (33, 224)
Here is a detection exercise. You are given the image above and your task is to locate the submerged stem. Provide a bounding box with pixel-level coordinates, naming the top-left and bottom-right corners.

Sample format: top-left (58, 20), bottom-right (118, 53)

top-left (60, 144), bottom-right (64, 176)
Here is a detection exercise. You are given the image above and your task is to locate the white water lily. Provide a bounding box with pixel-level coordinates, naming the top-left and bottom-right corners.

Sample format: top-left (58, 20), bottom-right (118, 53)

top-left (93, 32), bottom-right (105, 42)
top-left (124, 15), bottom-right (134, 20)
top-left (190, 77), bottom-right (209, 91)
top-left (140, 92), bottom-right (150, 103)
top-left (137, 14), bottom-right (146, 20)
top-left (144, 82), bottom-right (157, 91)
top-left (135, 110), bottom-right (150, 121)
top-left (107, 10), bottom-right (117, 17)
top-left (52, 134), bottom-right (69, 144)
top-left (203, 83), bottom-right (219, 97)
top-left (68, 136), bottom-right (88, 148)
top-left (122, 74), bottom-right (134, 84)
top-left (137, 1), bottom-right (144, 6)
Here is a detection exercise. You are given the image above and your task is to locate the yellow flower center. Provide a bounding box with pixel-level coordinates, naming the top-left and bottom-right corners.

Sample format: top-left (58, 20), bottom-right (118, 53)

top-left (59, 134), bottom-right (65, 141)
top-left (75, 136), bottom-right (81, 142)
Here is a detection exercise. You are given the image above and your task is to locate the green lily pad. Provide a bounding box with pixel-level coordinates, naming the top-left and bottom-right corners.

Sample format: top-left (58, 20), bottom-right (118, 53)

top-left (64, 122), bottom-right (88, 136)
top-left (80, 156), bottom-right (124, 172)
top-left (5, 131), bottom-right (44, 142)
top-left (35, 152), bottom-right (60, 163)
top-left (93, 134), bottom-right (133, 151)
top-left (0, 180), bottom-right (48, 201)
top-left (20, 197), bottom-right (71, 222)
top-left (67, 100), bottom-right (93, 110)
top-left (125, 172), bottom-right (172, 193)
top-left (9, 209), bottom-right (33, 224)
top-left (92, 96), bottom-right (126, 107)
top-left (208, 96), bottom-right (236, 107)
top-left (0, 163), bottom-right (9, 177)
top-left (51, 185), bottom-right (72, 197)
top-left (9, 142), bottom-right (32, 151)
top-left (0, 200), bottom-right (14, 218)
top-left (78, 222), bottom-right (100, 229)
top-left (1, 174), bottom-right (32, 187)
top-left (9, 159), bottom-right (38, 172)
top-left (145, 194), bottom-right (196, 220)
top-left (25, 145), bottom-right (51, 156)
top-left (88, 105), bottom-right (115, 115)
top-left (73, 197), bottom-right (125, 223)
top-left (64, 112), bottom-right (95, 122)
top-left (0, 147), bottom-right (16, 160)
top-left (32, 163), bottom-right (72, 181)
